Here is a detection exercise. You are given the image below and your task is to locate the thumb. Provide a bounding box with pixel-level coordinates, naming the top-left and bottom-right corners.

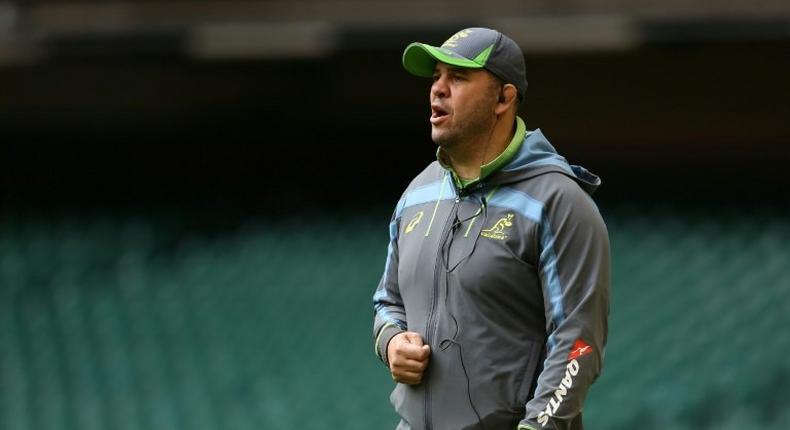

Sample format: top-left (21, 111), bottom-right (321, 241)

top-left (403, 331), bottom-right (424, 347)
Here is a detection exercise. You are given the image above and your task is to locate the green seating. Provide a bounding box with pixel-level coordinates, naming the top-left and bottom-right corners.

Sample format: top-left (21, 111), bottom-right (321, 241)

top-left (0, 205), bottom-right (788, 429)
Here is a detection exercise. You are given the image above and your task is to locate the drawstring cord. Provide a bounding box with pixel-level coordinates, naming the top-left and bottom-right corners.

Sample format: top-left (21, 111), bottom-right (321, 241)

top-left (438, 188), bottom-right (494, 430)
top-left (424, 174), bottom-right (448, 237)
top-left (464, 185), bottom-right (499, 237)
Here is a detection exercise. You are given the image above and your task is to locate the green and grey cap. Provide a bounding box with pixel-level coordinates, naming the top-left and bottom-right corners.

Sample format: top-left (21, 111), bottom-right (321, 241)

top-left (402, 27), bottom-right (527, 99)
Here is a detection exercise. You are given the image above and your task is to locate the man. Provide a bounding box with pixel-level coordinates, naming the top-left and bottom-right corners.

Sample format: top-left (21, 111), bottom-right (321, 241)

top-left (372, 27), bottom-right (609, 430)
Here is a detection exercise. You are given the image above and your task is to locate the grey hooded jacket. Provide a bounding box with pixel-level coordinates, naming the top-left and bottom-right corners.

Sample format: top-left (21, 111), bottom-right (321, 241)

top-left (373, 127), bottom-right (610, 430)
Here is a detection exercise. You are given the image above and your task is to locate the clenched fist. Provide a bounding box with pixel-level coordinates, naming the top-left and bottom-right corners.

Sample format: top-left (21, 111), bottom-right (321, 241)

top-left (387, 331), bottom-right (431, 385)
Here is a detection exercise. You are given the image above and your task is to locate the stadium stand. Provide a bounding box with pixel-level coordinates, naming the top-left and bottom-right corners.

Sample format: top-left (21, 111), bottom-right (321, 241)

top-left (1, 204), bottom-right (788, 429)
top-left (3, 1), bottom-right (789, 428)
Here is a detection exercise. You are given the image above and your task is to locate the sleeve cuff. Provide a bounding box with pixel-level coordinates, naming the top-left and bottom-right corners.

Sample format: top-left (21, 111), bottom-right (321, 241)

top-left (376, 323), bottom-right (405, 367)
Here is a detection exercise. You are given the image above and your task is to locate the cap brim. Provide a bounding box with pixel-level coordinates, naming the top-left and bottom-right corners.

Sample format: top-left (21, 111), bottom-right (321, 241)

top-left (402, 43), bottom-right (484, 77)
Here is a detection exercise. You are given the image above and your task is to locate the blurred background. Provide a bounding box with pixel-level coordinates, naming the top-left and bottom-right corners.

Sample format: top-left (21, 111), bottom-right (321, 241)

top-left (1, 1), bottom-right (789, 429)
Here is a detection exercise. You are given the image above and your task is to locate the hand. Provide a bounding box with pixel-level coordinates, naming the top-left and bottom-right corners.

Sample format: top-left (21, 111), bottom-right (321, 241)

top-left (387, 331), bottom-right (431, 385)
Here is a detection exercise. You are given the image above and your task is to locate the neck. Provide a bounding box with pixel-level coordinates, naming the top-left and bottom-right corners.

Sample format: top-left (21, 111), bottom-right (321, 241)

top-left (443, 113), bottom-right (516, 180)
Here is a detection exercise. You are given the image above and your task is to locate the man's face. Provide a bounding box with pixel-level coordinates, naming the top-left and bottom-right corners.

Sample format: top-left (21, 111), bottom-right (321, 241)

top-left (429, 63), bottom-right (499, 148)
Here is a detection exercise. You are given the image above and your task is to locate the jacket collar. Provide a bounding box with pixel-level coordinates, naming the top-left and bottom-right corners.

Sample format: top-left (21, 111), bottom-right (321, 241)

top-left (437, 116), bottom-right (527, 191)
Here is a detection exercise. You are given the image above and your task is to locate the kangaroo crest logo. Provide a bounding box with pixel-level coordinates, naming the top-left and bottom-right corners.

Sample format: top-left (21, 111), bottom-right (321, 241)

top-left (481, 213), bottom-right (514, 240)
top-left (442, 29), bottom-right (472, 48)
top-left (405, 211), bottom-right (424, 234)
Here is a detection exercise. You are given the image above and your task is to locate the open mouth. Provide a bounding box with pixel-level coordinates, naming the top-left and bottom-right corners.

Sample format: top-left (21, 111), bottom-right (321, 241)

top-left (430, 104), bottom-right (450, 124)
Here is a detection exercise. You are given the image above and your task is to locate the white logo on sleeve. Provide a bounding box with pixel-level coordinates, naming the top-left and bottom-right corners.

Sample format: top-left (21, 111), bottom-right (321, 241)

top-left (537, 359), bottom-right (580, 427)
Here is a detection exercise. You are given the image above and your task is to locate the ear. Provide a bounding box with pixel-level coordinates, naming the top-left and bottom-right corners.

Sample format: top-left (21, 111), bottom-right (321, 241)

top-left (494, 84), bottom-right (518, 115)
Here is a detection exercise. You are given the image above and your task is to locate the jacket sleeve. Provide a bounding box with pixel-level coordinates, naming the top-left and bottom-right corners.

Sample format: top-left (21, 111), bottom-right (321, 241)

top-left (519, 182), bottom-right (610, 430)
top-left (372, 202), bottom-right (408, 367)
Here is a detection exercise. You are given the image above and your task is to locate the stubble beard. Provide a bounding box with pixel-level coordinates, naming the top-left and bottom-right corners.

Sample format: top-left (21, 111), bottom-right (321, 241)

top-left (431, 126), bottom-right (459, 148)
top-left (432, 104), bottom-right (497, 151)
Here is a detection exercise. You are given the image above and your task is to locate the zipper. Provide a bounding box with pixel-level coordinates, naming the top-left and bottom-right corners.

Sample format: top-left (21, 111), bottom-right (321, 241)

top-left (424, 194), bottom-right (461, 430)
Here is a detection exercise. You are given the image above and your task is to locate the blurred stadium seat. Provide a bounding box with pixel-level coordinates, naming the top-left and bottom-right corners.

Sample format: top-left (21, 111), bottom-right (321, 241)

top-left (1, 205), bottom-right (788, 429)
top-left (2, 1), bottom-right (790, 429)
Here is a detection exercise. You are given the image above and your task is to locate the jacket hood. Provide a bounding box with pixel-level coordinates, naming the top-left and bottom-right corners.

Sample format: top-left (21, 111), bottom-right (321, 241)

top-left (490, 128), bottom-right (601, 195)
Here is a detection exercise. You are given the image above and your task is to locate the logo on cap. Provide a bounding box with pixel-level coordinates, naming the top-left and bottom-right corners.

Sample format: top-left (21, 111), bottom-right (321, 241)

top-left (442, 29), bottom-right (472, 48)
top-left (567, 339), bottom-right (593, 361)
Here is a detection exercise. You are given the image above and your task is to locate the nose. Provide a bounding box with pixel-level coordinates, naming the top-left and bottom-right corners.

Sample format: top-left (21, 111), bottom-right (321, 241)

top-left (431, 75), bottom-right (448, 99)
